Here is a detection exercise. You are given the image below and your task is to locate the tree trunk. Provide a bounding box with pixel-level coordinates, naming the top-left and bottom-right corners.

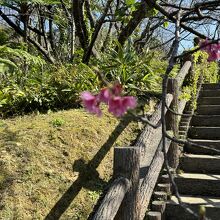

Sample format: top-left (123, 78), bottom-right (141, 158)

top-left (70, 0), bottom-right (76, 61)
top-left (72, 0), bottom-right (89, 50)
top-left (117, 0), bottom-right (148, 47)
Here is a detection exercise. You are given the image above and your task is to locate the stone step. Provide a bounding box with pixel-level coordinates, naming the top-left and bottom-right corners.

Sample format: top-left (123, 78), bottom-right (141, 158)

top-left (166, 195), bottom-right (220, 220)
top-left (146, 211), bottom-right (162, 220)
top-left (179, 125), bottom-right (188, 131)
top-left (180, 154), bottom-right (220, 173)
top-left (199, 89), bottom-right (220, 97)
top-left (188, 127), bottom-right (220, 139)
top-left (198, 97), bottom-right (220, 105)
top-left (196, 105), bottom-right (220, 115)
top-left (185, 139), bottom-right (220, 155)
top-left (156, 183), bottom-right (170, 193)
top-left (202, 83), bottom-right (220, 90)
top-left (175, 173), bottom-right (220, 196)
top-left (191, 115), bottom-right (220, 126)
top-left (180, 117), bottom-right (191, 123)
top-left (179, 121), bottom-right (189, 126)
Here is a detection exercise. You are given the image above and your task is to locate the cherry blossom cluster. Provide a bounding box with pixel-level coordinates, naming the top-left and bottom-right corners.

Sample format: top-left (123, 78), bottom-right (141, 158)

top-left (200, 39), bottom-right (220, 62)
top-left (81, 83), bottom-right (137, 117)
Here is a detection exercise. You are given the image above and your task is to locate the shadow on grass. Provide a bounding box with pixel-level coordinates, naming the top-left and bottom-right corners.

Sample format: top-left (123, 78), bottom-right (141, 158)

top-left (45, 117), bottom-right (131, 220)
top-left (0, 126), bottom-right (19, 142)
top-left (0, 127), bottom-right (19, 207)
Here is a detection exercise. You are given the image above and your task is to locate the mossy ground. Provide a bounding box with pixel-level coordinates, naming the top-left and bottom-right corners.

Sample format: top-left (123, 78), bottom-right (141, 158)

top-left (0, 108), bottom-right (142, 219)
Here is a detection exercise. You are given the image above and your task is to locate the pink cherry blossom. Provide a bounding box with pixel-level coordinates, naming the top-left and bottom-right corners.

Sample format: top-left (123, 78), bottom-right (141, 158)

top-left (111, 83), bottom-right (123, 96)
top-left (108, 97), bottom-right (126, 117)
top-left (108, 96), bottom-right (137, 117)
top-left (80, 91), bottom-right (102, 116)
top-left (208, 51), bottom-right (220, 62)
top-left (123, 96), bottom-right (137, 109)
top-left (98, 87), bottom-right (111, 103)
top-left (212, 43), bottom-right (220, 51)
top-left (200, 39), bottom-right (220, 62)
top-left (81, 83), bottom-right (137, 117)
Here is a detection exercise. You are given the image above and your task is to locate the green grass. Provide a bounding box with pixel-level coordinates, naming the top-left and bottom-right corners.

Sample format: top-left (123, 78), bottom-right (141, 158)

top-left (0, 108), bottom-right (141, 219)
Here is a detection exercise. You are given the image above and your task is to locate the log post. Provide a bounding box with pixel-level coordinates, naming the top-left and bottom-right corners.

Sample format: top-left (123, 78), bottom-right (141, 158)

top-left (147, 211), bottom-right (162, 220)
top-left (114, 147), bottom-right (140, 220)
top-left (167, 78), bottom-right (180, 169)
top-left (151, 200), bottom-right (166, 213)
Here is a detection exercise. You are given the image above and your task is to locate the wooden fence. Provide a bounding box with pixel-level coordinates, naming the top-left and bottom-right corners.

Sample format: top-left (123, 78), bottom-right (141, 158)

top-left (92, 57), bottom-right (199, 220)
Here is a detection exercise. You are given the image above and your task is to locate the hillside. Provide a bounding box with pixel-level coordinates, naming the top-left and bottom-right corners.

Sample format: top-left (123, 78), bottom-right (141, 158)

top-left (0, 108), bottom-right (140, 219)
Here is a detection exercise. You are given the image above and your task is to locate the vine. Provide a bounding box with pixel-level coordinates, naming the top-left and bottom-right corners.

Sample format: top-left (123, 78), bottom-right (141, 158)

top-left (180, 49), bottom-right (219, 109)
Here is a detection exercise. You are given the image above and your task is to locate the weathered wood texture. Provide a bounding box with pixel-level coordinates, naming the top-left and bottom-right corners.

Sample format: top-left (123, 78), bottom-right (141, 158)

top-left (114, 147), bottom-right (140, 220)
top-left (167, 78), bottom-right (179, 131)
top-left (136, 94), bottom-right (173, 171)
top-left (175, 61), bottom-right (192, 87)
top-left (178, 99), bottom-right (187, 121)
top-left (152, 200), bottom-right (166, 213)
top-left (139, 60), bottom-right (194, 219)
top-left (147, 211), bottom-right (162, 220)
top-left (92, 177), bottom-right (130, 220)
top-left (139, 139), bottom-right (171, 219)
top-left (152, 200), bottom-right (166, 220)
top-left (167, 78), bottom-right (179, 169)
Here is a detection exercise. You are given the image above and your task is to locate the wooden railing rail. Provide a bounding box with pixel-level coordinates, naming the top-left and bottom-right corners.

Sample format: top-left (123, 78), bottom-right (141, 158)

top-left (93, 177), bottom-right (130, 220)
top-left (175, 60), bottom-right (192, 88)
top-left (139, 138), bottom-right (172, 219)
top-left (138, 58), bottom-right (194, 216)
top-left (167, 59), bottom-right (192, 168)
top-left (92, 58), bottom-right (197, 220)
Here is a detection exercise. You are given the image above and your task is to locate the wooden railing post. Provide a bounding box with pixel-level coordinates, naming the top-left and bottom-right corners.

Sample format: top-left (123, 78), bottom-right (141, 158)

top-left (167, 78), bottom-right (179, 169)
top-left (114, 147), bottom-right (140, 220)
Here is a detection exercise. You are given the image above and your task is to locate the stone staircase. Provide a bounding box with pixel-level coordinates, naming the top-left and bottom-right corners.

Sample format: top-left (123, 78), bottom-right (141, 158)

top-left (165, 83), bottom-right (220, 220)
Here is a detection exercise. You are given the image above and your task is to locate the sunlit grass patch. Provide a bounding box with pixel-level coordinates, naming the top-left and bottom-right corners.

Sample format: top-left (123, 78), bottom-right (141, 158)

top-left (0, 108), bottom-right (140, 219)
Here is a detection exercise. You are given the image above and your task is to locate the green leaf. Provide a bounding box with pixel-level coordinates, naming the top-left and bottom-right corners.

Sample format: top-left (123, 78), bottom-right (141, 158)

top-left (125, 0), bottom-right (135, 6)
top-left (163, 21), bottom-right (169, 28)
top-left (0, 58), bottom-right (17, 69)
top-left (61, 89), bottom-right (72, 92)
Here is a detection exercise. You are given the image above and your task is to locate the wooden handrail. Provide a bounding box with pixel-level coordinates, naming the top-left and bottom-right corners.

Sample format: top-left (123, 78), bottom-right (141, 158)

top-left (92, 59), bottom-right (195, 220)
top-left (175, 60), bottom-right (192, 87)
top-left (93, 177), bottom-right (130, 220)
top-left (138, 94), bottom-right (173, 184)
top-left (136, 94), bottom-right (173, 162)
top-left (139, 138), bottom-right (172, 219)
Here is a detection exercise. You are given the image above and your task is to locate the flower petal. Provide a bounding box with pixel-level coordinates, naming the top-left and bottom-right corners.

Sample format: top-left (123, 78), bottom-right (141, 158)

top-left (111, 83), bottom-right (123, 96)
top-left (98, 88), bottom-right (111, 103)
top-left (108, 97), bottom-right (126, 117)
top-left (122, 96), bottom-right (137, 110)
top-left (81, 91), bottom-right (102, 116)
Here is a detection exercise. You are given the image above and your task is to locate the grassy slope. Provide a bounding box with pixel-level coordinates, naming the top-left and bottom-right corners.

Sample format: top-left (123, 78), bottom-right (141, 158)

top-left (0, 108), bottom-right (140, 219)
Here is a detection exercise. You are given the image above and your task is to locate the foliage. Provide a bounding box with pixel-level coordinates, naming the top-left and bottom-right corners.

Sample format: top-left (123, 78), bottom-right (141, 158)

top-left (0, 45), bottom-right (44, 73)
top-left (0, 61), bottom-right (100, 117)
top-left (179, 86), bottom-right (191, 101)
top-left (0, 39), bottom-right (182, 117)
top-left (193, 50), bottom-right (219, 85)
top-left (99, 41), bottom-right (171, 94)
top-left (0, 44), bottom-right (101, 116)
top-left (50, 118), bottom-right (65, 127)
top-left (0, 27), bottom-right (10, 45)
top-left (180, 50), bottom-right (219, 109)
